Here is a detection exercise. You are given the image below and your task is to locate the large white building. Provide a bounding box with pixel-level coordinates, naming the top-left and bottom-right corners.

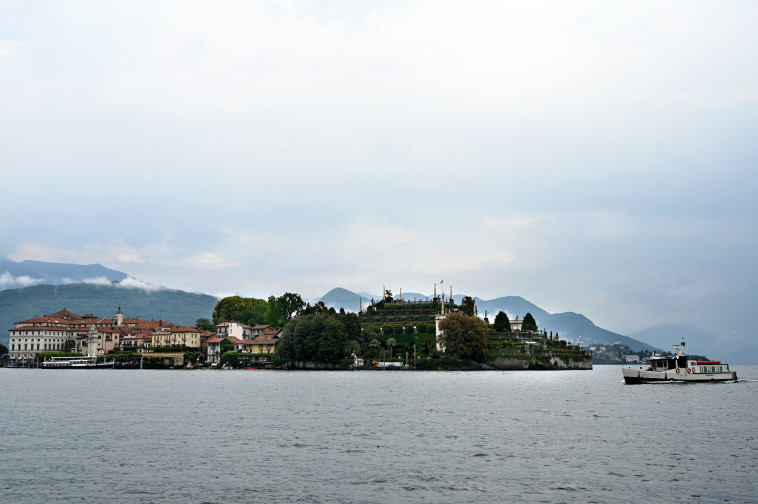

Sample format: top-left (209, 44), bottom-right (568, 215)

top-left (7, 307), bottom-right (179, 362)
top-left (8, 309), bottom-right (88, 361)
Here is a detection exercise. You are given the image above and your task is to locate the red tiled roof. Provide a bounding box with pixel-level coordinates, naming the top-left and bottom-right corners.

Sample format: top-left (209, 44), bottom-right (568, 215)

top-left (49, 309), bottom-right (84, 321)
top-left (10, 325), bottom-right (73, 332)
top-left (251, 333), bottom-right (280, 345)
top-left (12, 309), bottom-right (185, 336)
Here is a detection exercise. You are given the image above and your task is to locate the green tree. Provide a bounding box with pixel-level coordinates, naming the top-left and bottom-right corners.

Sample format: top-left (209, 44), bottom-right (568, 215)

top-left (493, 311), bottom-right (511, 332)
top-left (290, 315), bottom-right (319, 361)
top-left (317, 316), bottom-right (349, 363)
top-left (212, 296), bottom-right (268, 325)
top-left (195, 317), bottom-right (216, 331)
top-left (220, 338), bottom-right (235, 354)
top-left (249, 303), bottom-right (269, 325)
top-left (386, 337), bottom-right (398, 358)
top-left (267, 292), bottom-right (305, 326)
top-left (220, 351), bottom-right (241, 367)
top-left (460, 296), bottom-right (477, 317)
top-left (522, 312), bottom-right (538, 333)
top-left (341, 313), bottom-right (362, 343)
top-left (0, 343), bottom-right (8, 356)
top-left (277, 312), bottom-right (359, 363)
top-left (438, 311), bottom-right (489, 362)
top-left (345, 340), bottom-right (361, 356)
top-left (303, 301), bottom-right (334, 315)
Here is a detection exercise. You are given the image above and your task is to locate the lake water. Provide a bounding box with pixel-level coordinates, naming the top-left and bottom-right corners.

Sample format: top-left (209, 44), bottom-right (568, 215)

top-left (1, 365), bottom-right (757, 503)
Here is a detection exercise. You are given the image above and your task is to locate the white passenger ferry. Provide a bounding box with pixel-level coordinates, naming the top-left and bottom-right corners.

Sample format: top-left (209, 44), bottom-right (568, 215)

top-left (42, 356), bottom-right (114, 369)
top-left (622, 341), bottom-right (737, 384)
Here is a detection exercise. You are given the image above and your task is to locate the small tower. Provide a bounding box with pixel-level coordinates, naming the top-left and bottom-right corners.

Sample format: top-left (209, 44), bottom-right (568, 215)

top-left (87, 325), bottom-right (99, 357)
top-left (114, 306), bottom-right (124, 326)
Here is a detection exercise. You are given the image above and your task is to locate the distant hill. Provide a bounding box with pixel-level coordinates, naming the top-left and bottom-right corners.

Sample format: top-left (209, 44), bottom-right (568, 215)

top-left (0, 282), bottom-right (218, 346)
top-left (470, 295), bottom-right (655, 352)
top-left (318, 287), bottom-right (374, 310)
top-left (0, 257), bottom-right (128, 289)
top-left (314, 288), bottom-right (656, 352)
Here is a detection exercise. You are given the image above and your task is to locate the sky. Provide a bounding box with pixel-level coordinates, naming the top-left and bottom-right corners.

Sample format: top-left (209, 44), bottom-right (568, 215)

top-left (1, 1), bottom-right (757, 343)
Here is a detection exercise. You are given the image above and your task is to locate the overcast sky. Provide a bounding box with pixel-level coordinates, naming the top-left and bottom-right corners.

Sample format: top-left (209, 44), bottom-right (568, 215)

top-left (1, 1), bottom-right (756, 342)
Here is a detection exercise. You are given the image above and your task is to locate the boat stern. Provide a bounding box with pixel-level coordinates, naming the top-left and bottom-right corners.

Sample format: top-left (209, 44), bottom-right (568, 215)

top-left (622, 366), bottom-right (645, 384)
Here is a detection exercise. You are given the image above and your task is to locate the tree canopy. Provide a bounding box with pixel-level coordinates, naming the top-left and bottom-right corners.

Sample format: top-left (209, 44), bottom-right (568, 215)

top-left (460, 296), bottom-right (477, 317)
top-left (493, 311), bottom-right (511, 332)
top-left (195, 317), bottom-right (216, 331)
top-left (266, 292), bottom-right (305, 327)
top-left (212, 296), bottom-right (269, 325)
top-left (212, 293), bottom-right (306, 327)
top-left (521, 312), bottom-right (538, 332)
top-left (438, 311), bottom-right (489, 362)
top-left (302, 301), bottom-right (336, 315)
top-left (277, 312), bottom-right (361, 363)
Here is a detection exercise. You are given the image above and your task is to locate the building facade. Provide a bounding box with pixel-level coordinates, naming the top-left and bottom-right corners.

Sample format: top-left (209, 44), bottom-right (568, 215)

top-left (7, 307), bottom-right (181, 362)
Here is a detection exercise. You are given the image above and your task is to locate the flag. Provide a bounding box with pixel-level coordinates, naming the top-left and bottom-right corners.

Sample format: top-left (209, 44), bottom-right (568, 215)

top-left (440, 279), bottom-right (443, 284)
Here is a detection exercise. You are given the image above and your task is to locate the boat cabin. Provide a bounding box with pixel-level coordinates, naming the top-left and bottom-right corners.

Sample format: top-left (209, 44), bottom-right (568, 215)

top-left (649, 355), bottom-right (730, 374)
top-left (649, 355), bottom-right (688, 371)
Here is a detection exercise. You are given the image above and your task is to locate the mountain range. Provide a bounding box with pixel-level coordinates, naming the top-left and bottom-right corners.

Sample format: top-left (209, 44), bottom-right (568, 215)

top-left (0, 256), bottom-right (127, 288)
top-left (2, 259), bottom-right (754, 364)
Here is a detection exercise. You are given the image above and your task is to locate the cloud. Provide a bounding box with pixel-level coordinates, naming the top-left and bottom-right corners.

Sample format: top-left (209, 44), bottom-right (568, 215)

top-left (2, 1), bottom-right (757, 346)
top-left (0, 40), bottom-right (20, 56)
top-left (79, 276), bottom-right (113, 286)
top-left (75, 276), bottom-right (163, 290)
top-left (0, 272), bottom-right (44, 288)
top-left (117, 276), bottom-right (165, 292)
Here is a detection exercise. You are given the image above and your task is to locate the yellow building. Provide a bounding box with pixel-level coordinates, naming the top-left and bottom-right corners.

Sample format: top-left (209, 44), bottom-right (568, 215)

top-left (152, 326), bottom-right (202, 348)
top-left (251, 330), bottom-right (281, 355)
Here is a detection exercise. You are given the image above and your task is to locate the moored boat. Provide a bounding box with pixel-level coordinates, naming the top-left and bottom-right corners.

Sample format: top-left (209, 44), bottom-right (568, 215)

top-left (622, 341), bottom-right (737, 384)
top-left (42, 356), bottom-right (115, 369)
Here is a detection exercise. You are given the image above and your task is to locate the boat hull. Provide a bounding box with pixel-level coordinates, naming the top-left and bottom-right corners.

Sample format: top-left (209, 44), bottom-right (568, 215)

top-left (42, 357), bottom-right (114, 369)
top-left (622, 366), bottom-right (737, 384)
